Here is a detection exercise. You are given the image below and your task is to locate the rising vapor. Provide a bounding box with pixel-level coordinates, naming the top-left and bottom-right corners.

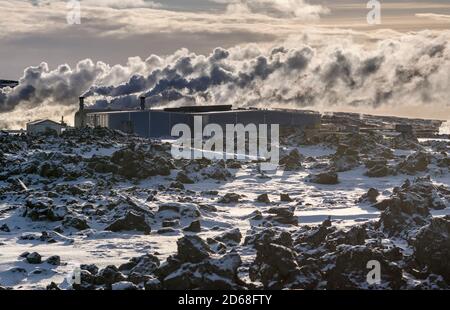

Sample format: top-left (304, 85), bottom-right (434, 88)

top-left (1, 30), bottom-right (450, 128)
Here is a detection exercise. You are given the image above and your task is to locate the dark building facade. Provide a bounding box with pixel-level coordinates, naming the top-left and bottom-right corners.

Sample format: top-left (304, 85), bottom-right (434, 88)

top-left (75, 98), bottom-right (321, 138)
top-left (0, 80), bottom-right (18, 89)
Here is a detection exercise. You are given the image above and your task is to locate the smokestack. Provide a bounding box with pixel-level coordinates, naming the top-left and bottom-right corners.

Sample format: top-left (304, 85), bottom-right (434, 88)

top-left (140, 96), bottom-right (146, 110)
top-left (79, 97), bottom-right (85, 111)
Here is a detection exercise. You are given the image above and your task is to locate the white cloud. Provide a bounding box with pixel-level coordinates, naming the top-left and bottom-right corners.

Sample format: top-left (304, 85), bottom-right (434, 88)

top-left (416, 13), bottom-right (450, 22)
top-left (0, 0), bottom-right (320, 40)
top-left (215, 0), bottom-right (329, 19)
top-left (81, 0), bottom-right (161, 9)
top-left (27, 0), bottom-right (161, 9)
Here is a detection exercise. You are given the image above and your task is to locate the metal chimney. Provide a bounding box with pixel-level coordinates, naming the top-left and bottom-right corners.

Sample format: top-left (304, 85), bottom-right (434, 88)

top-left (79, 97), bottom-right (85, 111)
top-left (140, 96), bottom-right (146, 110)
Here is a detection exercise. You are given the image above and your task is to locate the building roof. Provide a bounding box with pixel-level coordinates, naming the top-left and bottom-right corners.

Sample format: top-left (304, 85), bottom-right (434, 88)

top-left (83, 107), bottom-right (321, 116)
top-left (27, 119), bottom-right (63, 126)
top-left (163, 105), bottom-right (232, 113)
top-left (0, 80), bottom-right (19, 89)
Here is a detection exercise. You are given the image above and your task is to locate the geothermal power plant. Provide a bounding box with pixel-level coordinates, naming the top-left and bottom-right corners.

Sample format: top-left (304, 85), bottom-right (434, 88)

top-left (75, 97), bottom-right (322, 138)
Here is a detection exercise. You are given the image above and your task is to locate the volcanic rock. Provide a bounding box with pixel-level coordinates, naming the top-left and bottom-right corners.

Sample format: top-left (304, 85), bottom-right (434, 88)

top-left (62, 216), bottom-right (90, 230)
top-left (183, 220), bottom-right (201, 233)
top-left (176, 172), bottom-right (194, 184)
top-left (176, 235), bottom-right (212, 263)
top-left (280, 193), bottom-right (293, 202)
top-left (256, 193), bottom-right (270, 204)
top-left (280, 149), bottom-right (303, 171)
top-left (397, 151), bottom-right (431, 174)
top-left (218, 193), bottom-right (241, 204)
top-left (26, 252), bottom-right (42, 264)
top-left (358, 188), bottom-right (380, 203)
top-left (105, 211), bottom-right (151, 234)
top-left (413, 217), bottom-right (450, 281)
top-left (214, 228), bottom-right (242, 245)
top-left (307, 171), bottom-right (339, 185)
top-left (46, 255), bottom-right (61, 266)
top-left (266, 207), bottom-right (298, 226)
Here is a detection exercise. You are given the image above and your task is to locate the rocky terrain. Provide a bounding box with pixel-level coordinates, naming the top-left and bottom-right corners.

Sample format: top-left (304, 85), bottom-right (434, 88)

top-left (0, 126), bottom-right (449, 290)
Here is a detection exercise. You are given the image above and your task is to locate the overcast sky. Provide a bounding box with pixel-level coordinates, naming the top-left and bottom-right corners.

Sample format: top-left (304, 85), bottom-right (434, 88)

top-left (1, 0), bottom-right (450, 79)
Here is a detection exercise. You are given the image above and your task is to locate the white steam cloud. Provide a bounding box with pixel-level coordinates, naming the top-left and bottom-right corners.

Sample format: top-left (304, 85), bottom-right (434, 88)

top-left (1, 30), bottom-right (450, 129)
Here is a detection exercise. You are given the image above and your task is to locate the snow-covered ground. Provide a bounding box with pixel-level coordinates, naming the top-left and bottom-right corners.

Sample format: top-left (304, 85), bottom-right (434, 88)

top-left (0, 128), bottom-right (449, 290)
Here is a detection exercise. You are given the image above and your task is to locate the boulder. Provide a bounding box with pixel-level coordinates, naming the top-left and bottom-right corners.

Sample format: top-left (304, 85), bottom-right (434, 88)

top-left (169, 181), bottom-right (185, 190)
top-left (26, 252), bottom-right (42, 264)
top-left (111, 281), bottom-right (139, 290)
top-left (365, 164), bottom-right (392, 178)
top-left (24, 198), bottom-right (67, 222)
top-left (249, 241), bottom-right (299, 289)
top-left (280, 149), bottom-right (303, 171)
top-left (358, 188), bottom-right (380, 203)
top-left (183, 220), bottom-right (201, 233)
top-left (325, 225), bottom-right (367, 249)
top-left (397, 151), bottom-right (431, 174)
top-left (266, 207), bottom-right (298, 226)
top-left (95, 265), bottom-right (126, 287)
top-left (162, 252), bottom-right (243, 290)
top-left (413, 217), bottom-right (450, 281)
top-left (214, 228), bottom-right (242, 245)
top-left (280, 193), bottom-right (293, 202)
top-left (62, 216), bottom-right (90, 230)
top-left (308, 171), bottom-right (339, 185)
top-left (218, 193), bottom-right (241, 204)
top-left (46, 282), bottom-right (61, 290)
top-left (244, 228), bottom-right (293, 249)
top-left (87, 156), bottom-right (119, 174)
top-left (81, 264), bottom-right (99, 275)
top-left (162, 220), bottom-right (179, 228)
top-left (392, 133), bottom-right (420, 150)
top-left (111, 149), bottom-right (173, 179)
top-left (297, 219), bottom-right (334, 246)
top-left (326, 245), bottom-right (404, 289)
top-left (226, 160), bottom-right (242, 169)
top-left (201, 161), bottom-right (232, 180)
top-left (105, 211), bottom-right (151, 235)
top-left (39, 162), bottom-right (65, 179)
top-left (331, 145), bottom-right (360, 172)
top-left (176, 172), bottom-right (194, 184)
top-left (119, 254), bottom-right (160, 280)
top-left (374, 177), bottom-right (449, 220)
top-left (46, 255), bottom-right (61, 266)
top-left (256, 193), bottom-right (270, 204)
top-left (378, 196), bottom-right (430, 236)
top-left (144, 277), bottom-right (162, 290)
top-left (176, 235), bottom-right (212, 263)
top-left (157, 203), bottom-right (201, 221)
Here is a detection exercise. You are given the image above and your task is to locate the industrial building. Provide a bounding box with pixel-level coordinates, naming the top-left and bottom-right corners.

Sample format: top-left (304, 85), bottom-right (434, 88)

top-left (0, 80), bottom-right (18, 89)
top-left (26, 119), bottom-right (66, 135)
top-left (75, 97), bottom-right (322, 138)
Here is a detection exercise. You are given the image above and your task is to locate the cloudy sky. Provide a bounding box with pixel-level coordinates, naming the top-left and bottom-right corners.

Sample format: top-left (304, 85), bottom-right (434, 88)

top-left (1, 0), bottom-right (450, 128)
